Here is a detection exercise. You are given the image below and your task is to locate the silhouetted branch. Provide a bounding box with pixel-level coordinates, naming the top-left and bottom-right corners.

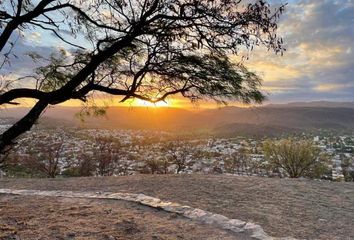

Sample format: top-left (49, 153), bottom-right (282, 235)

top-left (0, 0), bottom-right (286, 153)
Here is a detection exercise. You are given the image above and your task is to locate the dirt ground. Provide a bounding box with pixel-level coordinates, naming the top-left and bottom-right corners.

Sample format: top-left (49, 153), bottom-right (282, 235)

top-left (0, 194), bottom-right (249, 240)
top-left (1, 174), bottom-right (354, 240)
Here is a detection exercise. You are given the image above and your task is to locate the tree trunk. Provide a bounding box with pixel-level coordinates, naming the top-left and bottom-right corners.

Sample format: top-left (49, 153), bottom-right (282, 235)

top-left (0, 21), bottom-right (19, 52)
top-left (0, 100), bottom-right (48, 153)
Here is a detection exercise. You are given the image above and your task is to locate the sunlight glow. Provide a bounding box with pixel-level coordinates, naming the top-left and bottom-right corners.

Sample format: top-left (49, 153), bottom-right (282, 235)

top-left (130, 99), bottom-right (171, 107)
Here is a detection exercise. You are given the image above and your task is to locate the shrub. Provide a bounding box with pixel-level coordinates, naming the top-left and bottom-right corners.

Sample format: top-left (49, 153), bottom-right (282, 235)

top-left (263, 139), bottom-right (329, 178)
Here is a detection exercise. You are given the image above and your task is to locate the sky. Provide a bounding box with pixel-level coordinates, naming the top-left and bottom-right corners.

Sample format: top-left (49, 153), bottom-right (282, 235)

top-left (1, 0), bottom-right (354, 108)
top-left (250, 0), bottom-right (354, 103)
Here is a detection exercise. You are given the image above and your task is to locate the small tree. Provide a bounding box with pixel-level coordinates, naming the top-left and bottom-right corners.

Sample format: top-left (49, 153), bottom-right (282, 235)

top-left (263, 139), bottom-right (329, 178)
top-left (19, 136), bottom-right (65, 178)
top-left (2, 153), bottom-right (41, 177)
top-left (94, 137), bottom-right (121, 176)
top-left (341, 156), bottom-right (354, 182)
top-left (145, 159), bottom-right (161, 174)
top-left (38, 139), bottom-right (64, 178)
top-left (224, 148), bottom-right (250, 175)
top-left (160, 158), bottom-right (171, 174)
top-left (0, 149), bottom-right (10, 170)
top-left (77, 153), bottom-right (96, 177)
top-left (163, 142), bottom-right (190, 174)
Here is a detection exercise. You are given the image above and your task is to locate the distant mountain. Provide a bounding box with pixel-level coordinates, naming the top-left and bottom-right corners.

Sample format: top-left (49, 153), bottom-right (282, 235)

top-left (267, 101), bottom-right (354, 109)
top-left (3, 101), bottom-right (354, 136)
top-left (207, 106), bottom-right (354, 136)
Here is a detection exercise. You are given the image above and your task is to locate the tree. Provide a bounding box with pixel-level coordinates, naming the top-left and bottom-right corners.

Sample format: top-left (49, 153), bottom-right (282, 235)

top-left (0, 0), bottom-right (286, 153)
top-left (62, 152), bottom-right (96, 177)
top-left (2, 153), bottom-right (40, 177)
top-left (25, 136), bottom-right (64, 177)
top-left (224, 148), bottom-right (249, 175)
top-left (0, 149), bottom-right (9, 169)
top-left (144, 159), bottom-right (161, 174)
top-left (263, 139), bottom-right (329, 178)
top-left (163, 141), bottom-right (190, 173)
top-left (341, 156), bottom-right (354, 182)
top-left (94, 137), bottom-right (121, 176)
top-left (34, 137), bottom-right (64, 178)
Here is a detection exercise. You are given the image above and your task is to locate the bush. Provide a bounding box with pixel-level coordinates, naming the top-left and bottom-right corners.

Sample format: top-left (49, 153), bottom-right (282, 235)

top-left (263, 139), bottom-right (330, 178)
top-left (140, 158), bottom-right (172, 174)
top-left (3, 165), bottom-right (44, 178)
top-left (342, 156), bottom-right (354, 182)
top-left (224, 148), bottom-right (250, 175)
top-left (61, 167), bottom-right (81, 177)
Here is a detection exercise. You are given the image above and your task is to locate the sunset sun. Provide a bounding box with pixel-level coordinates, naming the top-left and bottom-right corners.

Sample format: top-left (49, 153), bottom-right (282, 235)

top-left (131, 98), bottom-right (172, 108)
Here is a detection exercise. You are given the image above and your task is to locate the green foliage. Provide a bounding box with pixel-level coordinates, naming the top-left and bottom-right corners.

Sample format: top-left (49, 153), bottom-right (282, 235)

top-left (75, 105), bottom-right (108, 122)
top-left (144, 159), bottom-right (163, 174)
top-left (263, 139), bottom-right (330, 178)
top-left (155, 54), bottom-right (266, 104)
top-left (3, 164), bottom-right (45, 178)
top-left (35, 50), bottom-right (75, 92)
top-left (61, 167), bottom-right (82, 178)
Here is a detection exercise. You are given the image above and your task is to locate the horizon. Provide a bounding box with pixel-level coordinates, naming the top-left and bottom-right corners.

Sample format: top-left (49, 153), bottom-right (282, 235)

top-left (3, 99), bottom-right (354, 111)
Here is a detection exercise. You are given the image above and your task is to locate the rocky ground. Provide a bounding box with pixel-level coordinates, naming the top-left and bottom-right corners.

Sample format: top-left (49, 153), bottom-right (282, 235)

top-left (1, 174), bottom-right (353, 240)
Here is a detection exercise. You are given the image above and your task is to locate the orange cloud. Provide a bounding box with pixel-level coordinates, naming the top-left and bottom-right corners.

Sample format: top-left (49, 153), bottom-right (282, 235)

top-left (314, 83), bottom-right (352, 92)
top-left (247, 61), bottom-right (300, 82)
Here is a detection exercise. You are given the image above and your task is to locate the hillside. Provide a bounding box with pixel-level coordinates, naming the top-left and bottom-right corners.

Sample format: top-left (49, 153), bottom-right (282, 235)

top-left (3, 102), bottom-right (354, 136)
top-left (1, 175), bottom-right (353, 239)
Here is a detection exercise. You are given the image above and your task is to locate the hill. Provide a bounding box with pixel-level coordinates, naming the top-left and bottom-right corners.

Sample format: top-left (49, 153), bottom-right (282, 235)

top-left (268, 101), bottom-right (354, 109)
top-left (3, 102), bottom-right (354, 136)
top-left (1, 174), bottom-right (353, 239)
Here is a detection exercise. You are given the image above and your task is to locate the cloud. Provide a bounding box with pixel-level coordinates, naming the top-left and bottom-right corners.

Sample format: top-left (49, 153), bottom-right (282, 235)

top-left (246, 0), bottom-right (354, 102)
top-left (248, 61), bottom-right (301, 82)
top-left (25, 32), bottom-right (41, 43)
top-left (314, 83), bottom-right (354, 92)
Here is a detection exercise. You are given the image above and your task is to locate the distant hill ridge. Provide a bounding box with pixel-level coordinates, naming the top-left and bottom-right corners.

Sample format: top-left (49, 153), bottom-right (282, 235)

top-left (267, 101), bottom-right (354, 109)
top-left (2, 101), bottom-right (354, 135)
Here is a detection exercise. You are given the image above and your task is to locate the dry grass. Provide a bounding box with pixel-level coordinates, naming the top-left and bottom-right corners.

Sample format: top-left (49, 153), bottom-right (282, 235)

top-left (1, 174), bottom-right (354, 239)
top-left (0, 194), bottom-right (245, 240)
